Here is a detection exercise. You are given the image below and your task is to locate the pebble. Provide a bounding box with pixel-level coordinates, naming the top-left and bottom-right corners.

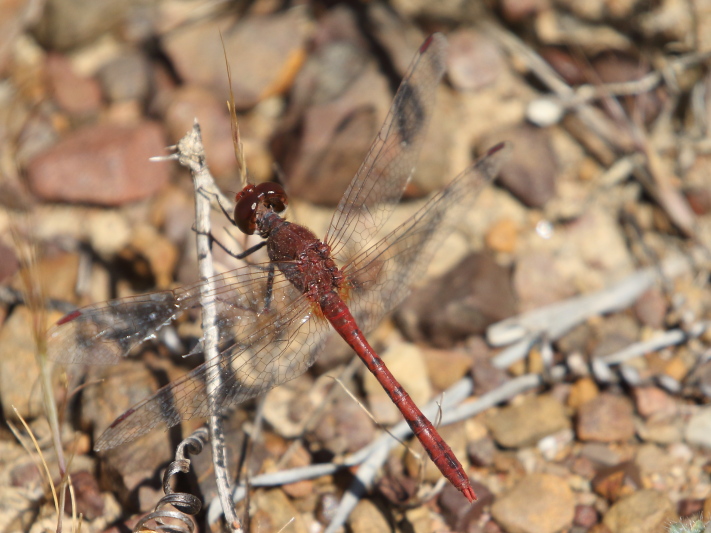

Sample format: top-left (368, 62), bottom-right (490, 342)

top-left (592, 461), bottom-right (642, 502)
top-left (470, 339), bottom-right (510, 395)
top-left (348, 498), bottom-right (390, 533)
top-left (491, 473), bottom-right (575, 533)
top-left (576, 393), bottom-right (635, 443)
top-left (446, 29), bottom-right (504, 91)
top-left (684, 406), bottom-right (711, 449)
top-left (632, 386), bottom-right (678, 419)
top-left (251, 489), bottom-right (309, 533)
top-left (26, 121), bottom-right (170, 206)
top-left (513, 251), bottom-right (575, 311)
top-left (85, 209), bottom-right (132, 259)
top-left (96, 50), bottom-right (152, 103)
top-left (275, 44), bottom-right (389, 206)
top-left (439, 480), bottom-right (493, 531)
top-left (162, 85), bottom-right (237, 178)
top-left (482, 124), bottom-right (557, 208)
top-left (580, 442), bottom-right (624, 467)
top-left (22, 252), bottom-right (80, 303)
top-left (568, 377), bottom-right (600, 409)
top-left (485, 217), bottom-right (519, 253)
top-left (45, 53), bottom-right (102, 114)
top-left (677, 498), bottom-right (704, 518)
top-left (685, 185), bottom-right (711, 216)
top-left (63, 470), bottom-right (104, 520)
top-left (311, 392), bottom-right (376, 455)
top-left (500, 0), bottom-right (547, 22)
top-left (574, 504), bottom-right (600, 528)
top-left (664, 355), bottom-right (691, 382)
top-left (0, 242), bottom-right (19, 284)
top-left (486, 394), bottom-right (570, 449)
top-left (80, 358), bottom-right (174, 500)
top-left (33, 0), bottom-right (130, 51)
top-left (421, 347), bottom-right (473, 391)
top-left (0, 307), bottom-right (44, 420)
top-left (163, 9), bottom-right (310, 110)
top-left (376, 466), bottom-right (418, 504)
top-left (468, 435), bottom-right (497, 467)
top-left (636, 418), bottom-right (682, 444)
top-left (602, 489), bottom-right (676, 533)
top-left (398, 252), bottom-right (517, 347)
top-left (633, 288), bottom-right (668, 329)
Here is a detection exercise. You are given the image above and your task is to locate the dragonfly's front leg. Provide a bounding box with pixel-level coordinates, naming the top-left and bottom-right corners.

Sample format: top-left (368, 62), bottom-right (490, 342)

top-left (197, 185), bottom-right (236, 225)
top-left (191, 220), bottom-right (268, 260)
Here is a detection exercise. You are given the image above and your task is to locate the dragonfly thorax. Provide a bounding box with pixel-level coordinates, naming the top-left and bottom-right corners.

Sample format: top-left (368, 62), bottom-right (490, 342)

top-left (266, 220), bottom-right (343, 297)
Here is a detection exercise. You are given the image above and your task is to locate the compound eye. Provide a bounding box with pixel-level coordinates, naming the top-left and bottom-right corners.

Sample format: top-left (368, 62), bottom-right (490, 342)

top-left (254, 182), bottom-right (288, 214)
top-left (233, 183), bottom-right (289, 235)
top-left (233, 185), bottom-right (259, 235)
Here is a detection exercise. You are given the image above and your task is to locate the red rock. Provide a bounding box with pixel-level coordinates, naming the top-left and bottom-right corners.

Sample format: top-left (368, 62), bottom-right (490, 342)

top-left (540, 47), bottom-right (587, 86)
top-left (574, 504), bottom-right (599, 528)
top-left (26, 121), bottom-right (170, 206)
top-left (577, 393), bottom-right (635, 443)
top-left (678, 498), bottom-right (704, 518)
top-left (685, 186), bottom-right (711, 215)
top-left (45, 53), bottom-right (102, 114)
top-left (632, 386), bottom-right (677, 418)
top-left (62, 470), bottom-right (104, 520)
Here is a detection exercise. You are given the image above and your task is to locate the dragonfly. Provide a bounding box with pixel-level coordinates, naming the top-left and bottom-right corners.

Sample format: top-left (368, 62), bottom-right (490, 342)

top-left (48, 33), bottom-right (509, 503)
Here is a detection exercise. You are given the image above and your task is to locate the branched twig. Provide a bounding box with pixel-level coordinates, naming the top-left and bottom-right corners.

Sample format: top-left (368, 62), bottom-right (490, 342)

top-left (166, 122), bottom-right (243, 533)
top-left (487, 253), bottom-right (694, 368)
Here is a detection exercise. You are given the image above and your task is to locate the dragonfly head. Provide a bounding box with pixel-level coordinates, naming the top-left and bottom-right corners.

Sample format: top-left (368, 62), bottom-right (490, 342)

top-left (234, 182), bottom-right (289, 235)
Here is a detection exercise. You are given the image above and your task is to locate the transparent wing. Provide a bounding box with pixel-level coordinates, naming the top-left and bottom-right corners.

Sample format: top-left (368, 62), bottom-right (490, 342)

top-left (94, 295), bottom-right (330, 450)
top-left (341, 144), bottom-right (511, 334)
top-left (48, 263), bottom-right (302, 365)
top-left (47, 262), bottom-right (335, 450)
top-left (325, 34), bottom-right (447, 263)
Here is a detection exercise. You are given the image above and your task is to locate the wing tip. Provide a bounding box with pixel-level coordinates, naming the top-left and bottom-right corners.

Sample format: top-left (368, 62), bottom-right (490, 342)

top-left (420, 33), bottom-right (446, 54)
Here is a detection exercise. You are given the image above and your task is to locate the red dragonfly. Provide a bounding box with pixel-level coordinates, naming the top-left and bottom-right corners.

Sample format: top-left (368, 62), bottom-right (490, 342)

top-left (49, 34), bottom-right (509, 503)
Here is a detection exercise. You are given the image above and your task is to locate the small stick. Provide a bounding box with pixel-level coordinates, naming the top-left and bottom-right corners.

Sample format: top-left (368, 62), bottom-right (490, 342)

top-left (172, 122), bottom-right (243, 533)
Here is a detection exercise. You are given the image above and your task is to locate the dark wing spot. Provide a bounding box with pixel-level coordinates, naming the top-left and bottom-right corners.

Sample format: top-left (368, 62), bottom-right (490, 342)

top-left (393, 81), bottom-right (425, 146)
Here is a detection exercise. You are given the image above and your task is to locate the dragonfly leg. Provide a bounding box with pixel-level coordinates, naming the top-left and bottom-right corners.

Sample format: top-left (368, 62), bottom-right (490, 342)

top-left (197, 186), bottom-right (237, 225)
top-left (190, 223), bottom-right (268, 260)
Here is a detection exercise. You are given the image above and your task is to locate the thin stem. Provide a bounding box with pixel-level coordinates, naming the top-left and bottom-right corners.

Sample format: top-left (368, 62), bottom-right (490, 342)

top-left (175, 122), bottom-right (243, 533)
